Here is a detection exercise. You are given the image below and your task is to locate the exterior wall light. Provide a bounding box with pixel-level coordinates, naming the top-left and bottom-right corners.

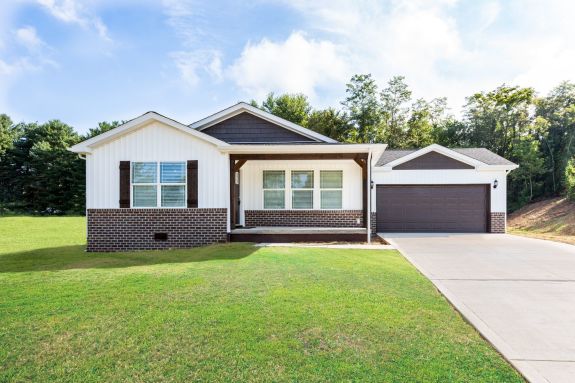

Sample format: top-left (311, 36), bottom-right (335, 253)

top-left (370, 180), bottom-right (374, 189)
top-left (493, 179), bottom-right (498, 189)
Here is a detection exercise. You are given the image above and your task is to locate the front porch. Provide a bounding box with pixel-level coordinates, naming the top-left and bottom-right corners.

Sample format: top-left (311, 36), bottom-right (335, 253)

top-left (227, 150), bottom-right (374, 243)
top-left (229, 226), bottom-right (368, 243)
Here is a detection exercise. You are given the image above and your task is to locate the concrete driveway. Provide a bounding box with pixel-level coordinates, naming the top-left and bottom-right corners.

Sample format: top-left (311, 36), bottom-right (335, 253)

top-left (381, 233), bottom-right (575, 383)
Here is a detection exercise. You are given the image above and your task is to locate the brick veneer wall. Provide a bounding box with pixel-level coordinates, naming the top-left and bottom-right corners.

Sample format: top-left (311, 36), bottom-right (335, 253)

top-left (87, 208), bottom-right (227, 252)
top-left (370, 212), bottom-right (377, 234)
top-left (490, 212), bottom-right (506, 233)
top-left (244, 210), bottom-right (364, 228)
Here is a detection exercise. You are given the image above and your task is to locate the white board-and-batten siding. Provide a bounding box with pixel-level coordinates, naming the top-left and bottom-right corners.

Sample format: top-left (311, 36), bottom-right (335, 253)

top-left (371, 168), bottom-right (508, 212)
top-left (238, 160), bottom-right (363, 225)
top-left (85, 121), bottom-right (229, 209)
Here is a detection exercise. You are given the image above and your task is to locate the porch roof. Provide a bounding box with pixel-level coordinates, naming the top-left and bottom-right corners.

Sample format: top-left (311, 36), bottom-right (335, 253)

top-left (220, 143), bottom-right (387, 160)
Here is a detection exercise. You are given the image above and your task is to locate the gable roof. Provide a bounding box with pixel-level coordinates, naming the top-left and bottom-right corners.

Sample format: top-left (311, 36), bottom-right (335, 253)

top-left (69, 111), bottom-right (229, 154)
top-left (190, 102), bottom-right (338, 144)
top-left (375, 144), bottom-right (517, 169)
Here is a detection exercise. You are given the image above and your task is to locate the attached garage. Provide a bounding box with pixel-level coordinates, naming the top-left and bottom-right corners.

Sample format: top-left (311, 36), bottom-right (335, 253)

top-left (371, 145), bottom-right (518, 234)
top-left (376, 184), bottom-right (489, 233)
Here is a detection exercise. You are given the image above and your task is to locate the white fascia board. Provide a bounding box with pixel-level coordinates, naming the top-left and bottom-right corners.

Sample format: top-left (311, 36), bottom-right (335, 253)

top-left (68, 112), bottom-right (230, 154)
top-left (220, 143), bottom-right (387, 154)
top-left (383, 144), bottom-right (484, 169)
top-left (476, 164), bottom-right (519, 172)
top-left (190, 102), bottom-right (339, 144)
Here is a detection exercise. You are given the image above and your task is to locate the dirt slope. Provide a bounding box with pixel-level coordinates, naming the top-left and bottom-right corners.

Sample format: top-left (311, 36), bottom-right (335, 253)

top-left (508, 197), bottom-right (575, 245)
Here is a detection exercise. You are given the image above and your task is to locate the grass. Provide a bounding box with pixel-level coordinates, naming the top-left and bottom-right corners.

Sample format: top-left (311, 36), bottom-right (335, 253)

top-left (509, 197), bottom-right (575, 245)
top-left (0, 216), bottom-right (523, 382)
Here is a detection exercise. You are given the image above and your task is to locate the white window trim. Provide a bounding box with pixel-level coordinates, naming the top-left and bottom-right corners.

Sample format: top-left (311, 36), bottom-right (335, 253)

top-left (262, 170), bottom-right (286, 210)
top-left (320, 170), bottom-right (343, 210)
top-left (131, 162), bottom-right (187, 208)
top-left (291, 170), bottom-right (314, 210)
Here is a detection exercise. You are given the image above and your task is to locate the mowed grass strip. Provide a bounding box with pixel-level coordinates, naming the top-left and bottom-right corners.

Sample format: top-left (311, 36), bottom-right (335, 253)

top-left (0, 216), bottom-right (523, 382)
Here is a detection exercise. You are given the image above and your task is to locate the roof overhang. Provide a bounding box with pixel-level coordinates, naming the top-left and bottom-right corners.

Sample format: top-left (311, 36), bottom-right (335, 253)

top-left (190, 102), bottom-right (339, 144)
top-left (220, 143), bottom-right (387, 159)
top-left (69, 112), bottom-right (229, 154)
top-left (374, 144), bottom-right (518, 172)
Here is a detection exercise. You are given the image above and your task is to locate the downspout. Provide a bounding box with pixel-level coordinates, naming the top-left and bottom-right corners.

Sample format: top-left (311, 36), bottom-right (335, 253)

top-left (367, 150), bottom-right (372, 243)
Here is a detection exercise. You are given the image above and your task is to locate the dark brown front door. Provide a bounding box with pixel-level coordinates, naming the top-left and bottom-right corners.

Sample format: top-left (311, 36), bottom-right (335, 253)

top-left (376, 185), bottom-right (489, 233)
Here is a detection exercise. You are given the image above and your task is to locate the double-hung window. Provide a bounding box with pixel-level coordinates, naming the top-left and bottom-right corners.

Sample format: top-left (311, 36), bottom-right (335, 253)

top-left (291, 170), bottom-right (313, 209)
top-left (263, 170), bottom-right (285, 209)
top-left (320, 170), bottom-right (343, 209)
top-left (132, 162), bottom-right (186, 207)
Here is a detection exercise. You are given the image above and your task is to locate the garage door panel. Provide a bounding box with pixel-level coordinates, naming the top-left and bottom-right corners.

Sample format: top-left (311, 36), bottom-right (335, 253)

top-left (376, 185), bottom-right (488, 232)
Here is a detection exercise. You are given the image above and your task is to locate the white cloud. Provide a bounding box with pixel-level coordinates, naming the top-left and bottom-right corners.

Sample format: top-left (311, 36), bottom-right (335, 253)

top-left (228, 32), bottom-right (348, 100)
top-left (15, 26), bottom-right (44, 52)
top-left (278, 0), bottom-right (575, 112)
top-left (37, 0), bottom-right (112, 41)
top-left (171, 50), bottom-right (223, 87)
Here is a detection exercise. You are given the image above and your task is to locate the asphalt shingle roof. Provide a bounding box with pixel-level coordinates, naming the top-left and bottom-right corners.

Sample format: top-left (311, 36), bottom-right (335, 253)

top-left (375, 147), bottom-right (516, 167)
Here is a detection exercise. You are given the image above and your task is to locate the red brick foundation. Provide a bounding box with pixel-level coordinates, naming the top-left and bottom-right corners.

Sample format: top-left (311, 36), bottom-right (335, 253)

top-left (490, 212), bottom-right (506, 233)
top-left (87, 208), bottom-right (227, 252)
top-left (244, 210), bottom-right (364, 228)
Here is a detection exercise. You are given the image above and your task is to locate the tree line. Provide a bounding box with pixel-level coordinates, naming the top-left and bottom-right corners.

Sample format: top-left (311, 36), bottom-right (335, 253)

top-left (1, 74), bottom-right (574, 214)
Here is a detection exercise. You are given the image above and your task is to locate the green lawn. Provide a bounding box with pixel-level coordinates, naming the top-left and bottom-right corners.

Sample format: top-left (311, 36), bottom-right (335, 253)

top-left (0, 217), bottom-right (523, 382)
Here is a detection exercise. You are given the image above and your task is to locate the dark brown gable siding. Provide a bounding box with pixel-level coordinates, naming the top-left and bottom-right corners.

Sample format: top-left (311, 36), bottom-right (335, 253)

top-left (201, 112), bottom-right (317, 143)
top-left (392, 151), bottom-right (474, 170)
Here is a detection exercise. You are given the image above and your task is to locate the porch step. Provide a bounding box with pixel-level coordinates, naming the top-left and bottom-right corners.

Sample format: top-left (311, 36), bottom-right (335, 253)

top-left (229, 227), bottom-right (368, 243)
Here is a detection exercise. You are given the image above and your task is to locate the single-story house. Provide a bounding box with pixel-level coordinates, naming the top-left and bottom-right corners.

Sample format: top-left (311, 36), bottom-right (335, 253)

top-left (69, 102), bottom-right (518, 252)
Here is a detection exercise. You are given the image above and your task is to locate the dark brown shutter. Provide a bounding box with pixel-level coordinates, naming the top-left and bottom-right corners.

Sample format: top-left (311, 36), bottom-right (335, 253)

top-left (187, 160), bottom-right (198, 208)
top-left (119, 161), bottom-right (130, 208)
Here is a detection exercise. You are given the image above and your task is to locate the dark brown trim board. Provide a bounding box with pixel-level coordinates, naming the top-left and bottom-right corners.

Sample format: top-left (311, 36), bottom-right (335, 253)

top-left (229, 233), bottom-right (368, 243)
top-left (230, 153), bottom-right (368, 161)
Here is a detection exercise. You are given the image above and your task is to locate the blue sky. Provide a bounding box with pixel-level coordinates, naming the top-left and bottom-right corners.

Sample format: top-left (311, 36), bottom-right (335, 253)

top-left (1, 0), bottom-right (574, 134)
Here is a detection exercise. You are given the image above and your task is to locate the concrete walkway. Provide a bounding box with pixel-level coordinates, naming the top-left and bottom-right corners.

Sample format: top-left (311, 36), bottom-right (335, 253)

top-left (381, 233), bottom-right (575, 383)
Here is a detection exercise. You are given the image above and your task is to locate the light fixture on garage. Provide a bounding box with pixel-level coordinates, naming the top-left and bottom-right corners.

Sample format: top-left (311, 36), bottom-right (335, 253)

top-left (493, 179), bottom-right (498, 189)
top-left (370, 180), bottom-right (374, 189)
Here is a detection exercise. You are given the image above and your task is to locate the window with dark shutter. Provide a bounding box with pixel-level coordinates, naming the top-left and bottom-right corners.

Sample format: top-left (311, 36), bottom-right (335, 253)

top-left (187, 160), bottom-right (198, 208)
top-left (119, 161), bottom-right (130, 208)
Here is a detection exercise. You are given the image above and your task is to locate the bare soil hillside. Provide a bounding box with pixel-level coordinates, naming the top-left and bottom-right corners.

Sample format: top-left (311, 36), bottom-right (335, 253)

top-left (508, 197), bottom-right (575, 245)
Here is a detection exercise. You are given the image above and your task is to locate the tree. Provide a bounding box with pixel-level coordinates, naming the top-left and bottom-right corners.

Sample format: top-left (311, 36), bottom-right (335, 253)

top-left (405, 99), bottom-right (435, 148)
top-left (566, 157), bottom-right (575, 201)
top-left (0, 120), bottom-right (84, 213)
top-left (535, 82), bottom-right (575, 194)
top-left (251, 93), bottom-right (311, 126)
top-left (85, 120), bottom-right (122, 139)
top-left (306, 108), bottom-right (350, 141)
top-left (341, 74), bottom-right (381, 143)
top-left (507, 137), bottom-right (545, 209)
top-left (380, 76), bottom-right (412, 147)
top-left (464, 85), bottom-right (535, 158)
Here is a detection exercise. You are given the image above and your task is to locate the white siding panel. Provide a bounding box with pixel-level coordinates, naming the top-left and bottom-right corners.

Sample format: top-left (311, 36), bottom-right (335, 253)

top-left (86, 121), bottom-right (228, 208)
top-left (371, 169), bottom-right (508, 212)
top-left (239, 160), bottom-right (362, 224)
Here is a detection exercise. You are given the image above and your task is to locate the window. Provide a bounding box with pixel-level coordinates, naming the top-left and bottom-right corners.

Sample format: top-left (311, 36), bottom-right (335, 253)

top-left (263, 170), bottom-right (285, 209)
top-left (291, 170), bottom-right (313, 209)
top-left (132, 162), bottom-right (186, 207)
top-left (320, 170), bottom-right (343, 209)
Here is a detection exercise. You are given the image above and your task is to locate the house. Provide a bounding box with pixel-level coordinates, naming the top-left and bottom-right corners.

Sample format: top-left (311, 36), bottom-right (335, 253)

top-left (69, 102), bottom-right (518, 252)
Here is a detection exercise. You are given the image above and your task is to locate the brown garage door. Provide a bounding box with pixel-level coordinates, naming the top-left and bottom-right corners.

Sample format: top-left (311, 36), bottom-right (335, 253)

top-left (376, 185), bottom-right (489, 232)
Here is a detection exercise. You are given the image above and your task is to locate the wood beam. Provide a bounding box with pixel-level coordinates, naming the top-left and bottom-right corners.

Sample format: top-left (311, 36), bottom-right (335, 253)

top-left (233, 159), bottom-right (247, 172)
top-left (229, 158), bottom-right (236, 228)
top-left (230, 153), bottom-right (368, 161)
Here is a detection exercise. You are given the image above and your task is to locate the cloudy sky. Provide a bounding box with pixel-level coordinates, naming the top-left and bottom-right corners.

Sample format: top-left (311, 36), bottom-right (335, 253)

top-left (1, 0), bottom-right (574, 133)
